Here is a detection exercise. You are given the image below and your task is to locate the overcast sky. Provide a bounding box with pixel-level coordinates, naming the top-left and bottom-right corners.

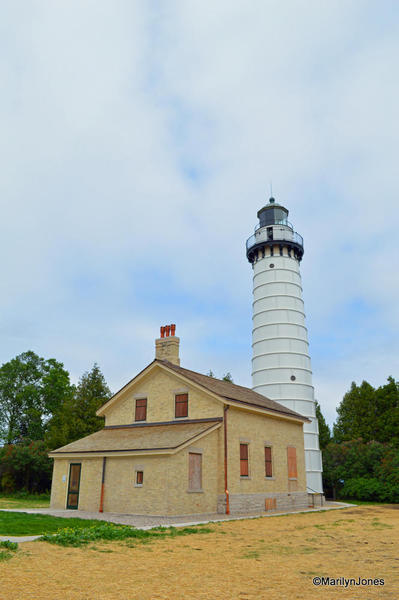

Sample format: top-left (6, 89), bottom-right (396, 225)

top-left (1, 1), bottom-right (398, 426)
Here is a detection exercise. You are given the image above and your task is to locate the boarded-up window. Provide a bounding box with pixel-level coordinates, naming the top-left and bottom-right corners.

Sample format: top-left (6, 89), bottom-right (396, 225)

top-left (240, 444), bottom-right (249, 476)
top-left (175, 393), bottom-right (188, 418)
top-left (135, 398), bottom-right (147, 421)
top-left (188, 452), bottom-right (202, 490)
top-left (287, 446), bottom-right (297, 479)
top-left (265, 446), bottom-right (273, 477)
top-left (136, 471), bottom-right (143, 485)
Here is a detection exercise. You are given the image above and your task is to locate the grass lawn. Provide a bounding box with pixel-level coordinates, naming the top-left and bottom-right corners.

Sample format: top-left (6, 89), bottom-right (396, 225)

top-left (0, 505), bottom-right (398, 600)
top-left (0, 511), bottom-right (104, 535)
top-left (0, 494), bottom-right (50, 509)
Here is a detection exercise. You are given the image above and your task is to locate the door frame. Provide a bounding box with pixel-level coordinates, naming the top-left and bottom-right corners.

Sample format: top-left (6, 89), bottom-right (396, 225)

top-left (66, 463), bottom-right (81, 510)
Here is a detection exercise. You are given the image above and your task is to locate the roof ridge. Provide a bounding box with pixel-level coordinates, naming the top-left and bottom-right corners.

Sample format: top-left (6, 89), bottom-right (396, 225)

top-left (157, 359), bottom-right (308, 421)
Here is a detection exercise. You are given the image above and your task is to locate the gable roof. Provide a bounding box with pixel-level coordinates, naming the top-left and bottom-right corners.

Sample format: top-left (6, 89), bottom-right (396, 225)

top-left (157, 360), bottom-right (308, 421)
top-left (49, 418), bottom-right (222, 457)
top-left (97, 358), bottom-right (308, 423)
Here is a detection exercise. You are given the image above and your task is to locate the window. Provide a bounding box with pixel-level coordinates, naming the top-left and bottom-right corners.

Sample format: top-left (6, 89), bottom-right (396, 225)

top-left (240, 443), bottom-right (249, 477)
top-left (188, 453), bottom-right (202, 491)
top-left (265, 446), bottom-right (273, 477)
top-left (135, 398), bottom-right (147, 421)
top-left (136, 471), bottom-right (144, 485)
top-left (175, 393), bottom-right (188, 418)
top-left (287, 446), bottom-right (297, 479)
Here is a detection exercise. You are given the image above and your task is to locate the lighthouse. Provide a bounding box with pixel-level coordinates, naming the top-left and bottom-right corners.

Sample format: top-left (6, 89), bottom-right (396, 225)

top-left (246, 197), bottom-right (323, 495)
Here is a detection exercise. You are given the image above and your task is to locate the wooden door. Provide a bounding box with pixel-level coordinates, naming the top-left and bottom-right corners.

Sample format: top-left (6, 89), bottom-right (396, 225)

top-left (67, 463), bottom-right (81, 509)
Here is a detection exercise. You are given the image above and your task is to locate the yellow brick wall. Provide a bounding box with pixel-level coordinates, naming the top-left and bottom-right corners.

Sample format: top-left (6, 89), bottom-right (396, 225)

top-left (50, 459), bottom-right (69, 509)
top-left (164, 427), bottom-right (222, 515)
top-left (226, 407), bottom-right (306, 494)
top-left (50, 428), bottom-right (222, 515)
top-left (50, 458), bottom-right (103, 510)
top-left (101, 455), bottom-right (169, 514)
top-left (104, 367), bottom-right (223, 426)
top-left (78, 458), bottom-right (103, 511)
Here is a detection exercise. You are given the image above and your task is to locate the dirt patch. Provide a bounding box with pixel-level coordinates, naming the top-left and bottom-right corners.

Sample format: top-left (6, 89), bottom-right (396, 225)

top-left (0, 506), bottom-right (398, 599)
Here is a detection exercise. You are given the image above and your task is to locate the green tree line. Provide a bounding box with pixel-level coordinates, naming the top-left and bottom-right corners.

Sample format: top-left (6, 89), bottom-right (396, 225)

top-left (0, 351), bottom-right (111, 493)
top-left (317, 377), bottom-right (399, 502)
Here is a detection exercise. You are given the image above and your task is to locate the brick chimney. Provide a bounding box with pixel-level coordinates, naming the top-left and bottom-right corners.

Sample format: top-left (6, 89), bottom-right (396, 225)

top-left (155, 324), bottom-right (180, 365)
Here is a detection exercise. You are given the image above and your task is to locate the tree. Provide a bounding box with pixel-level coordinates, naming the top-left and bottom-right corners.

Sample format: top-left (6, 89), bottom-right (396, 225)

top-left (315, 400), bottom-right (331, 450)
top-left (0, 439), bottom-right (52, 493)
top-left (333, 378), bottom-right (399, 447)
top-left (333, 381), bottom-right (376, 443)
top-left (222, 372), bottom-right (234, 383)
top-left (206, 370), bottom-right (234, 382)
top-left (321, 438), bottom-right (399, 501)
top-left (45, 363), bottom-right (111, 449)
top-left (0, 351), bottom-right (74, 445)
top-left (373, 377), bottom-right (399, 447)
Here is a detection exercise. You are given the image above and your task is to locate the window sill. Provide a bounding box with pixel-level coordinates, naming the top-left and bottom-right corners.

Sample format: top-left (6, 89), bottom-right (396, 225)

top-left (265, 476), bottom-right (275, 480)
top-left (134, 484), bottom-right (143, 488)
top-left (240, 476), bottom-right (251, 480)
top-left (288, 477), bottom-right (298, 481)
top-left (187, 489), bottom-right (204, 494)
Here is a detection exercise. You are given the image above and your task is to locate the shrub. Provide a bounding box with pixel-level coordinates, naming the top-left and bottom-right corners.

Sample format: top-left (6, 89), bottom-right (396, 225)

top-left (0, 440), bottom-right (52, 493)
top-left (40, 522), bottom-right (214, 547)
top-left (0, 540), bottom-right (18, 562)
top-left (340, 477), bottom-right (399, 503)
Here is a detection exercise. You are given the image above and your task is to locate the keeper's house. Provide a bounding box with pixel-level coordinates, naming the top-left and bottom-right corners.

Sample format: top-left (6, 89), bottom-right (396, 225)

top-left (49, 326), bottom-right (310, 515)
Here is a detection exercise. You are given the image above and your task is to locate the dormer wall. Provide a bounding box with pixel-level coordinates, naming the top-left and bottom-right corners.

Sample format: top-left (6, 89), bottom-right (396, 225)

top-left (103, 368), bottom-right (224, 426)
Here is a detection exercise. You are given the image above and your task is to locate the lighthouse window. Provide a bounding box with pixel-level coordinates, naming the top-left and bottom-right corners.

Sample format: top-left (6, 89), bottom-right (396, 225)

top-left (269, 264), bottom-right (275, 268)
top-left (290, 375), bottom-right (296, 381)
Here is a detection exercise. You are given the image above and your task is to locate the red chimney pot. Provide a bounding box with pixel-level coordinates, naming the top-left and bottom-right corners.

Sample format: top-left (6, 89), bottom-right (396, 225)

top-left (160, 326), bottom-right (165, 338)
top-left (171, 324), bottom-right (176, 336)
top-left (165, 325), bottom-right (171, 337)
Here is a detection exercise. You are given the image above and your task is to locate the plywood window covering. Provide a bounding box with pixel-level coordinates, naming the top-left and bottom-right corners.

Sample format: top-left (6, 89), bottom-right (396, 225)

top-left (240, 443), bottom-right (249, 477)
top-left (287, 446), bottom-right (298, 479)
top-left (188, 452), bottom-right (202, 491)
top-left (136, 471), bottom-right (144, 485)
top-left (265, 446), bottom-right (273, 477)
top-left (135, 398), bottom-right (147, 421)
top-left (175, 393), bottom-right (188, 418)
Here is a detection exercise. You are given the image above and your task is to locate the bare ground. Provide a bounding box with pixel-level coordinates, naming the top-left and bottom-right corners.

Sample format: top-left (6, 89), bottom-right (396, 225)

top-left (0, 505), bottom-right (398, 600)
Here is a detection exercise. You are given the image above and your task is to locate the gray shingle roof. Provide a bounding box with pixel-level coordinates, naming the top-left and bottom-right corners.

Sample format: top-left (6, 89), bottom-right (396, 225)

top-left (49, 419), bottom-right (221, 455)
top-left (157, 360), bottom-right (308, 421)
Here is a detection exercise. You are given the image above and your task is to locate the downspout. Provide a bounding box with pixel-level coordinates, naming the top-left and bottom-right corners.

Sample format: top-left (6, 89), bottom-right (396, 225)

top-left (99, 457), bottom-right (107, 513)
top-left (224, 405), bottom-right (230, 515)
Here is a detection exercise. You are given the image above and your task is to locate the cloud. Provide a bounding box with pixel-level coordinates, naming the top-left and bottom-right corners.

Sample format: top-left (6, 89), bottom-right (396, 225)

top-left (0, 1), bottom-right (398, 426)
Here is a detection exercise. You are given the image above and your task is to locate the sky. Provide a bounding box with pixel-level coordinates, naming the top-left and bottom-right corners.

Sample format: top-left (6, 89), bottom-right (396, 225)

top-left (1, 1), bottom-right (398, 426)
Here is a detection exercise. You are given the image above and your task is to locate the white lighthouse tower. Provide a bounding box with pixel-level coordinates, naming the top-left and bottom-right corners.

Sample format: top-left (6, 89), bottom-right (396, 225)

top-left (246, 197), bottom-right (323, 495)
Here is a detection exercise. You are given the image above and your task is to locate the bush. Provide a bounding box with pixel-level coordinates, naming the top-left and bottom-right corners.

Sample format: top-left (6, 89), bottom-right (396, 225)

top-left (340, 477), bottom-right (399, 503)
top-left (0, 473), bottom-right (16, 494)
top-left (0, 541), bottom-right (18, 551)
top-left (0, 440), bottom-right (52, 493)
top-left (40, 522), bottom-right (214, 547)
top-left (40, 522), bottom-right (158, 547)
top-left (0, 540), bottom-right (18, 562)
